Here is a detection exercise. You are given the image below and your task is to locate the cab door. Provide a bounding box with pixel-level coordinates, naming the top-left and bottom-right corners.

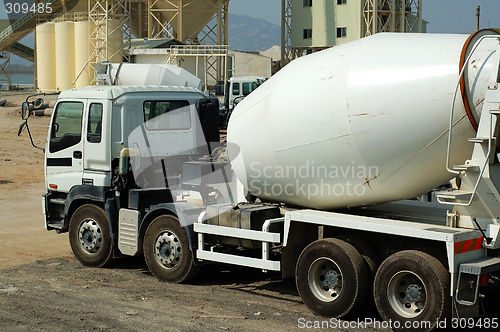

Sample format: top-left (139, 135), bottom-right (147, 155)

top-left (82, 101), bottom-right (112, 187)
top-left (45, 100), bottom-right (86, 193)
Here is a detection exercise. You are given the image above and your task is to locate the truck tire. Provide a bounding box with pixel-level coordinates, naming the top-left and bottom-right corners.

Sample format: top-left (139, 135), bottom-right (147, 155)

top-left (338, 236), bottom-right (380, 284)
top-left (69, 204), bottom-right (114, 267)
top-left (143, 215), bottom-right (199, 283)
top-left (373, 250), bottom-right (450, 331)
top-left (295, 238), bottom-right (368, 318)
top-left (339, 236), bottom-right (380, 311)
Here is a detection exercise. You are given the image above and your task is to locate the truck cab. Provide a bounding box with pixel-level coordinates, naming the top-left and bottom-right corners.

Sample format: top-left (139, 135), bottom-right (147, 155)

top-left (223, 76), bottom-right (266, 111)
top-left (43, 85), bottom-right (220, 248)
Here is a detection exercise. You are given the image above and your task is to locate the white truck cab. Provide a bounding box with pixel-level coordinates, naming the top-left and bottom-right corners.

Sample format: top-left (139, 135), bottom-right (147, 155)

top-left (224, 76), bottom-right (266, 111)
top-left (42, 85), bottom-right (220, 242)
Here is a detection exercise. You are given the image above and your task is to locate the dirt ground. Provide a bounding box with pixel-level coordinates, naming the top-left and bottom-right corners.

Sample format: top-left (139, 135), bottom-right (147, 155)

top-left (0, 91), bottom-right (385, 332)
top-left (0, 91), bottom-right (62, 270)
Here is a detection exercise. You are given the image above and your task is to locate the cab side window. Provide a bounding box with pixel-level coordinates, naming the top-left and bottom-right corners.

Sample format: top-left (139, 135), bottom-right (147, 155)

top-left (49, 102), bottom-right (83, 153)
top-left (242, 82), bottom-right (258, 96)
top-left (143, 100), bottom-right (191, 130)
top-left (87, 103), bottom-right (103, 143)
top-left (232, 82), bottom-right (240, 96)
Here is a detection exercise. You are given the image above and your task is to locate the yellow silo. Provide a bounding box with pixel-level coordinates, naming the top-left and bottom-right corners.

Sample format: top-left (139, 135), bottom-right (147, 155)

top-left (55, 21), bottom-right (75, 91)
top-left (74, 20), bottom-right (94, 87)
top-left (36, 23), bottom-right (56, 92)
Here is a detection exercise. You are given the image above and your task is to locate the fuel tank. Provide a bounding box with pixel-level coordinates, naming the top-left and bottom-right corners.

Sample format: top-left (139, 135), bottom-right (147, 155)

top-left (227, 31), bottom-right (500, 210)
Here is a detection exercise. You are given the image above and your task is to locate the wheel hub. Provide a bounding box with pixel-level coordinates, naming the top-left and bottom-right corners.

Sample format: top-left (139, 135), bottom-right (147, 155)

top-left (308, 258), bottom-right (343, 302)
top-left (406, 284), bottom-right (423, 302)
top-left (78, 219), bottom-right (102, 254)
top-left (388, 271), bottom-right (427, 318)
top-left (154, 231), bottom-right (181, 269)
top-left (324, 270), bottom-right (340, 288)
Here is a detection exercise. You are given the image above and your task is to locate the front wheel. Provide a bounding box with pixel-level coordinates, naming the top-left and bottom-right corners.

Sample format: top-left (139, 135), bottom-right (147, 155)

top-left (295, 238), bottom-right (368, 318)
top-left (69, 204), bottom-right (114, 267)
top-left (143, 215), bottom-right (199, 283)
top-left (373, 250), bottom-right (450, 331)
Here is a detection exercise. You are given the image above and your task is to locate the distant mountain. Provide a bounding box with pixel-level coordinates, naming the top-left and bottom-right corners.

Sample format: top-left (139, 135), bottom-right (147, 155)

top-left (227, 14), bottom-right (280, 52)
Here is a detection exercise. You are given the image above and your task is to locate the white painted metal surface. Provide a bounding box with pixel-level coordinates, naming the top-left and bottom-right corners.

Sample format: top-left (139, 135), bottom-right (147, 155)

top-left (103, 63), bottom-right (202, 90)
top-left (486, 224), bottom-right (500, 249)
top-left (194, 223), bottom-right (281, 243)
top-left (118, 208), bottom-right (141, 256)
top-left (46, 85), bottom-right (206, 192)
top-left (194, 218), bottom-right (282, 271)
top-left (228, 33), bottom-right (498, 210)
top-left (195, 250), bottom-right (281, 271)
top-left (58, 85), bottom-right (204, 100)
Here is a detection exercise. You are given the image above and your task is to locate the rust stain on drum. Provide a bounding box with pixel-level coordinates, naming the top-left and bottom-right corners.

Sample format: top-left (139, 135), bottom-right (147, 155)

top-left (363, 175), bottom-right (379, 190)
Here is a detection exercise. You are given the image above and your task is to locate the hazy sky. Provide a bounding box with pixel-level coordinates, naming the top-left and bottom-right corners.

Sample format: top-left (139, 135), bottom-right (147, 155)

top-left (229, 0), bottom-right (500, 34)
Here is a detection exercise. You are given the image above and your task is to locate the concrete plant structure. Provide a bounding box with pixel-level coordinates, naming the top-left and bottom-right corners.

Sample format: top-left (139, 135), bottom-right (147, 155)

top-left (0, 0), bottom-right (230, 91)
top-left (281, 0), bottom-right (426, 63)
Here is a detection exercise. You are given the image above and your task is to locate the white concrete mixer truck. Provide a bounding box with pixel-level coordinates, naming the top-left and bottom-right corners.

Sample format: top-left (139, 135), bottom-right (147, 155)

top-left (19, 30), bottom-right (500, 330)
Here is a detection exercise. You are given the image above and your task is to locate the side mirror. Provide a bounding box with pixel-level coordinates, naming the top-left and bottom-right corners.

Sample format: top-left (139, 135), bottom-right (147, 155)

top-left (21, 102), bottom-right (31, 120)
top-left (233, 96), bottom-right (245, 107)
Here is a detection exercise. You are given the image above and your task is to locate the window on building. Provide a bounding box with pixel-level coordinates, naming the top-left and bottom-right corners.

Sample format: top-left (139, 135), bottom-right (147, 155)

top-left (303, 29), bottom-right (312, 39)
top-left (337, 0), bottom-right (347, 4)
top-left (337, 27), bottom-right (347, 38)
top-left (303, 0), bottom-right (312, 7)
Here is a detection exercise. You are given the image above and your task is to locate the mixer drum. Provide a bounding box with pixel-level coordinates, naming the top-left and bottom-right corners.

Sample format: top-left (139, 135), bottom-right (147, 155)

top-left (227, 32), bottom-right (499, 210)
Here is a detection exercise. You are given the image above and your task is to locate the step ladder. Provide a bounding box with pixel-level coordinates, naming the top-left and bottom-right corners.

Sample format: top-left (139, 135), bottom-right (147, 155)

top-left (456, 256), bottom-right (500, 306)
top-left (194, 216), bottom-right (283, 272)
top-left (436, 64), bottom-right (500, 207)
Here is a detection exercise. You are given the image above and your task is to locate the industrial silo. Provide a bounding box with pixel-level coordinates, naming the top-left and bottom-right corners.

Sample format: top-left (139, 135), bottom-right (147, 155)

top-left (74, 20), bottom-right (94, 87)
top-left (36, 22), bottom-right (56, 92)
top-left (55, 21), bottom-right (75, 91)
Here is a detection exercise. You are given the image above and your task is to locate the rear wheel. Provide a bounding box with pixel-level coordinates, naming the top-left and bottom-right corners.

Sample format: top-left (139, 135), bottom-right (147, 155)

top-left (339, 236), bottom-right (380, 284)
top-left (340, 236), bottom-right (380, 311)
top-left (296, 238), bottom-right (368, 318)
top-left (69, 204), bottom-right (114, 267)
top-left (373, 250), bottom-right (450, 331)
top-left (144, 215), bottom-right (199, 283)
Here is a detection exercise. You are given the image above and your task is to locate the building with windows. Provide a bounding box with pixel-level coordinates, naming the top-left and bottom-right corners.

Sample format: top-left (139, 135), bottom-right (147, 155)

top-left (288, 0), bottom-right (426, 58)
